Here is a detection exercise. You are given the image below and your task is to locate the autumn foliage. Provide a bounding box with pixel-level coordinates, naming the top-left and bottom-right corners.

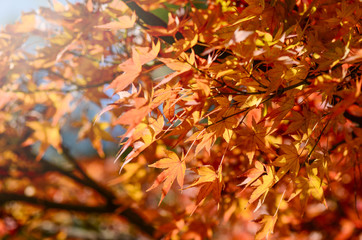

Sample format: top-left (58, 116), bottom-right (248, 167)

top-left (0, 0), bottom-right (361, 239)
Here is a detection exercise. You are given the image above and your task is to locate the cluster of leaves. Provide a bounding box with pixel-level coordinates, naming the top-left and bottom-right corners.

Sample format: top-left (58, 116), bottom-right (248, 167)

top-left (0, 0), bottom-right (361, 239)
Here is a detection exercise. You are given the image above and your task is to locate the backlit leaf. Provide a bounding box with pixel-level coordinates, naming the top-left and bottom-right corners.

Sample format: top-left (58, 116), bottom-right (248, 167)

top-left (147, 151), bottom-right (186, 205)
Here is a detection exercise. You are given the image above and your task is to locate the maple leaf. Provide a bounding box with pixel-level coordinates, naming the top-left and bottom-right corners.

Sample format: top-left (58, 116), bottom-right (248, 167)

top-left (187, 131), bottom-right (215, 156)
top-left (75, 115), bottom-right (114, 158)
top-left (22, 121), bottom-right (62, 161)
top-left (288, 165), bottom-right (327, 211)
top-left (107, 41), bottom-right (160, 93)
top-left (263, 95), bottom-right (295, 132)
top-left (188, 165), bottom-right (223, 213)
top-left (310, 152), bottom-right (329, 183)
top-left (154, 57), bottom-right (191, 88)
top-left (207, 106), bottom-right (241, 144)
top-left (287, 176), bottom-right (309, 210)
top-left (283, 110), bottom-right (306, 135)
top-left (273, 144), bottom-right (301, 181)
top-left (306, 165), bottom-right (327, 205)
top-left (114, 103), bottom-right (150, 127)
top-left (249, 165), bottom-right (274, 205)
top-left (117, 114), bottom-right (165, 171)
top-left (147, 151), bottom-right (186, 205)
top-left (284, 107), bottom-right (317, 135)
top-left (235, 118), bottom-right (275, 164)
top-left (255, 214), bottom-right (278, 240)
top-left (238, 161), bottom-right (265, 190)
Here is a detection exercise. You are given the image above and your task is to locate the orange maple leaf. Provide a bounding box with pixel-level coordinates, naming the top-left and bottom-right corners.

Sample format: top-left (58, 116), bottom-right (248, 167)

top-left (273, 144), bottom-right (300, 180)
top-left (147, 151), bottom-right (186, 205)
top-left (107, 41), bottom-right (160, 93)
top-left (249, 165), bottom-right (275, 205)
top-left (238, 161), bottom-right (265, 190)
top-left (235, 118), bottom-right (274, 164)
top-left (188, 165), bottom-right (223, 213)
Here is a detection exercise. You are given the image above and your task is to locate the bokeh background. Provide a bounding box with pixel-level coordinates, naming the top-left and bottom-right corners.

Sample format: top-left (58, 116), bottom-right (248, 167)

top-left (0, 0), bottom-right (81, 26)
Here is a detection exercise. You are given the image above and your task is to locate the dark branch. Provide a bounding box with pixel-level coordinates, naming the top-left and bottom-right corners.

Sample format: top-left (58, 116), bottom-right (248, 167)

top-left (0, 192), bottom-right (111, 213)
top-left (0, 192), bottom-right (156, 237)
top-left (13, 147), bottom-right (158, 238)
top-left (60, 144), bottom-right (116, 204)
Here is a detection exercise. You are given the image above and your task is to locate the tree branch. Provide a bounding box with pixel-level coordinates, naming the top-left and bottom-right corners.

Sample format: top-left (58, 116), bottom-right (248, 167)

top-left (15, 147), bottom-right (158, 238)
top-left (60, 144), bottom-right (116, 204)
top-left (0, 192), bottom-right (111, 213)
top-left (0, 192), bottom-right (156, 237)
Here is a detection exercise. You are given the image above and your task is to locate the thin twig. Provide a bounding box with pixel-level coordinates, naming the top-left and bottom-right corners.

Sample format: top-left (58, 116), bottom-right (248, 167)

top-left (305, 117), bottom-right (331, 164)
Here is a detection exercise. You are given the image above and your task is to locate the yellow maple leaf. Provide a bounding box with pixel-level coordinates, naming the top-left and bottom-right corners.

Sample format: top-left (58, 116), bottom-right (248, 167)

top-left (273, 144), bottom-right (300, 181)
top-left (249, 165), bottom-right (274, 204)
top-left (255, 214), bottom-right (278, 240)
top-left (22, 121), bottom-right (62, 161)
top-left (288, 165), bottom-right (327, 211)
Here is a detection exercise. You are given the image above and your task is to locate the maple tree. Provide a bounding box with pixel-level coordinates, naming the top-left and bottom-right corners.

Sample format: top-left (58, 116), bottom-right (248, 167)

top-left (1, 0), bottom-right (362, 239)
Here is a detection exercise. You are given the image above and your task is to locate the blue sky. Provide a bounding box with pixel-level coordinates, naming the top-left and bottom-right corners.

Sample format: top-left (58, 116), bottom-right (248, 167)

top-left (0, 0), bottom-right (81, 26)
